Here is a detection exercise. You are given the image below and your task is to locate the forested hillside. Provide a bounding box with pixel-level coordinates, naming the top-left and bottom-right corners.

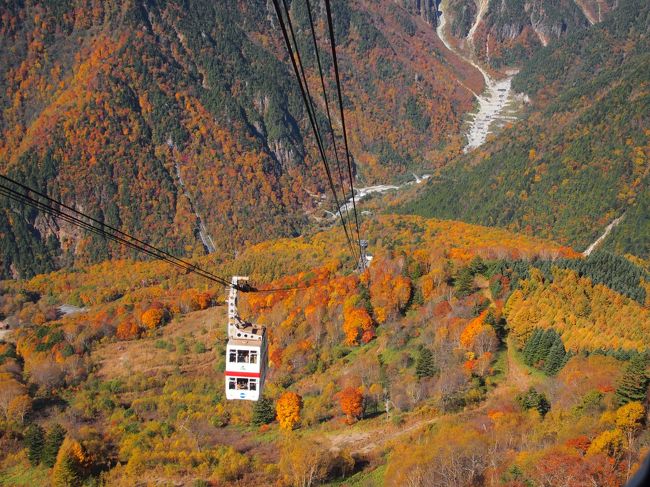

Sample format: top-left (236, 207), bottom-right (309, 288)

top-left (0, 214), bottom-right (647, 485)
top-left (0, 1), bottom-right (648, 485)
top-left (401, 0), bottom-right (650, 258)
top-left (0, 0), bottom-right (480, 279)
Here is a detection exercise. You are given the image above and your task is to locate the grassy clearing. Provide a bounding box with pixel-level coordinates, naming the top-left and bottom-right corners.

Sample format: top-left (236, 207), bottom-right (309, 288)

top-left (324, 464), bottom-right (386, 486)
top-left (487, 347), bottom-right (508, 388)
top-left (507, 337), bottom-right (548, 382)
top-left (0, 458), bottom-right (49, 487)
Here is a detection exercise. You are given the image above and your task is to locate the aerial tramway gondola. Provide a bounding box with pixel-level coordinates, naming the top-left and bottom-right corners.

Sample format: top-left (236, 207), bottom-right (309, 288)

top-left (224, 276), bottom-right (268, 401)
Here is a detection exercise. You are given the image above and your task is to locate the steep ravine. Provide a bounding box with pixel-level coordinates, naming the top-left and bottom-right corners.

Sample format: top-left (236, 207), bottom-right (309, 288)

top-left (437, 0), bottom-right (524, 152)
top-left (169, 140), bottom-right (216, 254)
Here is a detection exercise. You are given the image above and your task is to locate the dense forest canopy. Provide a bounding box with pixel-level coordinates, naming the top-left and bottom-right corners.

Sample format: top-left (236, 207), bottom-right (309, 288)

top-left (0, 1), bottom-right (648, 485)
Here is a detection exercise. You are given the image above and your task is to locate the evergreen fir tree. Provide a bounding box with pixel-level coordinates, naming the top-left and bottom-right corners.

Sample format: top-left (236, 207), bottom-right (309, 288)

top-left (543, 336), bottom-right (567, 376)
top-left (468, 256), bottom-right (487, 275)
top-left (615, 355), bottom-right (649, 406)
top-left (534, 392), bottom-right (551, 417)
top-left (516, 387), bottom-right (551, 417)
top-left (415, 347), bottom-right (437, 379)
top-left (252, 396), bottom-right (276, 426)
top-left (24, 423), bottom-right (45, 466)
top-left (42, 423), bottom-right (66, 468)
top-left (523, 329), bottom-right (542, 365)
top-left (532, 330), bottom-right (555, 367)
top-left (455, 267), bottom-right (474, 297)
top-left (485, 310), bottom-right (506, 341)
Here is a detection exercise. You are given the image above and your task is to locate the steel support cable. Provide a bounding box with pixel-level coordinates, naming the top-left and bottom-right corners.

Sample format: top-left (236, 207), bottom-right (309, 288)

top-left (0, 187), bottom-right (227, 286)
top-left (1, 179), bottom-right (317, 293)
top-left (0, 188), bottom-right (185, 271)
top-left (0, 180), bottom-right (231, 286)
top-left (271, 0), bottom-right (358, 263)
top-left (279, 0), bottom-right (357, 262)
top-left (303, 0), bottom-right (353, 236)
top-left (0, 174), bottom-right (231, 286)
top-left (324, 0), bottom-right (363, 258)
top-left (0, 189), bottom-right (229, 286)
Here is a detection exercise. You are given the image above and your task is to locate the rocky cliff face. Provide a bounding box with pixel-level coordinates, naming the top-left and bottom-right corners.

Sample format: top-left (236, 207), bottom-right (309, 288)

top-left (443, 0), bottom-right (612, 68)
top-left (396, 0), bottom-right (439, 25)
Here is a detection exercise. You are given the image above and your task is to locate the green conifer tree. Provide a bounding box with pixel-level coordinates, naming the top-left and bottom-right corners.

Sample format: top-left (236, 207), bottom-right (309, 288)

top-left (532, 330), bottom-right (555, 367)
top-left (24, 423), bottom-right (45, 466)
top-left (615, 355), bottom-right (649, 406)
top-left (415, 347), bottom-right (437, 379)
top-left (468, 256), bottom-right (487, 275)
top-left (455, 267), bottom-right (474, 297)
top-left (543, 336), bottom-right (567, 376)
top-left (252, 396), bottom-right (276, 426)
top-left (516, 387), bottom-right (550, 417)
top-left (485, 310), bottom-right (506, 341)
top-left (42, 423), bottom-right (66, 468)
top-left (523, 329), bottom-right (542, 365)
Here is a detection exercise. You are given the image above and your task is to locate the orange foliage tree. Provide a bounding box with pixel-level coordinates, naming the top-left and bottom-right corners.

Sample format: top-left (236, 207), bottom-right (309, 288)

top-left (338, 387), bottom-right (364, 424)
top-left (116, 320), bottom-right (140, 340)
top-left (342, 306), bottom-right (373, 346)
top-left (460, 310), bottom-right (498, 357)
top-left (276, 392), bottom-right (302, 430)
top-left (369, 258), bottom-right (412, 324)
top-left (141, 308), bottom-right (165, 330)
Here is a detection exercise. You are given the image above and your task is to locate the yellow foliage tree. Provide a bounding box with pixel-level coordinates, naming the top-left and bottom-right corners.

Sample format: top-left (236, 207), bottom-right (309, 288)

top-left (616, 401), bottom-right (646, 480)
top-left (51, 437), bottom-right (87, 487)
top-left (587, 429), bottom-right (625, 460)
top-left (211, 447), bottom-right (250, 482)
top-left (7, 394), bottom-right (31, 424)
top-left (276, 391), bottom-right (302, 430)
top-left (279, 437), bottom-right (332, 487)
top-left (616, 402), bottom-right (645, 433)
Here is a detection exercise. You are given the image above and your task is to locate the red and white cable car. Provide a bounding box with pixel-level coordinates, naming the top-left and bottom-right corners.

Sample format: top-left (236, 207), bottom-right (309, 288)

top-left (225, 276), bottom-right (267, 401)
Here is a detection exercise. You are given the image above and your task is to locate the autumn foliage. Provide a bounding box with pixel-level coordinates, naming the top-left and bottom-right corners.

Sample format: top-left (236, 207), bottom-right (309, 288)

top-left (141, 308), bottom-right (165, 330)
top-left (276, 392), bottom-right (302, 431)
top-left (506, 267), bottom-right (650, 351)
top-left (337, 387), bottom-right (364, 424)
top-left (116, 320), bottom-right (140, 341)
top-left (342, 305), bottom-right (373, 346)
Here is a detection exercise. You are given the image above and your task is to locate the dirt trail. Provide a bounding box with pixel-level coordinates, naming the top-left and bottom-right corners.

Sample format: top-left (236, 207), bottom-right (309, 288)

top-left (504, 339), bottom-right (533, 391)
top-left (327, 414), bottom-right (440, 455)
top-left (467, 0), bottom-right (490, 46)
top-left (583, 214), bottom-right (625, 256)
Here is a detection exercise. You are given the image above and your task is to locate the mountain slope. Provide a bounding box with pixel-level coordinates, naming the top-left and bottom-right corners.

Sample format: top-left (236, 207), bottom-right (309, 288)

top-left (400, 0), bottom-right (649, 258)
top-left (0, 0), bottom-right (480, 279)
top-left (1, 214), bottom-right (647, 485)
